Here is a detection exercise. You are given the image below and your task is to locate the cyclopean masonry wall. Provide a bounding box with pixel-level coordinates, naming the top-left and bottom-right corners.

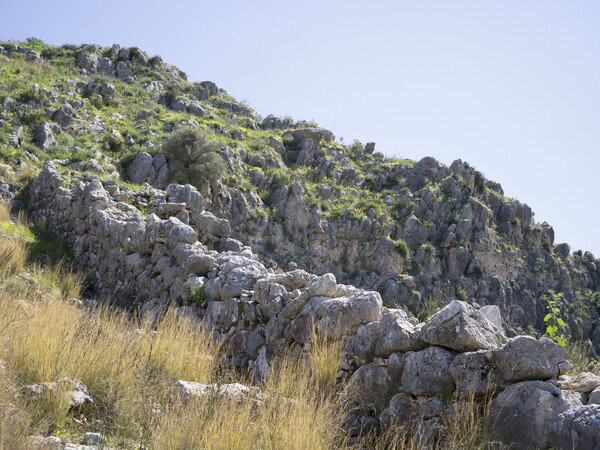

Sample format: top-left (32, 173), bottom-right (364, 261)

top-left (29, 162), bottom-right (600, 448)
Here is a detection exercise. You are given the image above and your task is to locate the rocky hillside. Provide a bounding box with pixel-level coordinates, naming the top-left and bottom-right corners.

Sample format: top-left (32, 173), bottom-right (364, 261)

top-left (0, 39), bottom-right (599, 347)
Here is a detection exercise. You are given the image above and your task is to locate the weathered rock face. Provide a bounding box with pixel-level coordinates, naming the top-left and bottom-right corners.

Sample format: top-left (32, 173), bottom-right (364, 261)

top-left (549, 405), bottom-right (600, 450)
top-left (27, 163), bottom-right (597, 450)
top-left (420, 300), bottom-right (507, 351)
top-left (401, 346), bottom-right (455, 396)
top-left (490, 381), bottom-right (584, 449)
top-left (127, 152), bottom-right (169, 188)
top-left (450, 336), bottom-right (570, 396)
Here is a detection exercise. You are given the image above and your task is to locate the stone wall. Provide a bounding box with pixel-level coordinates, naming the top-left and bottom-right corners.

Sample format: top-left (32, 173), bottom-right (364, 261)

top-left (28, 162), bottom-right (600, 448)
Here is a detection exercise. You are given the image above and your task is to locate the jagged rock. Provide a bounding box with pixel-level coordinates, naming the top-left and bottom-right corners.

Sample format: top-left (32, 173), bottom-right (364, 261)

top-left (490, 380), bottom-right (584, 449)
top-left (380, 392), bottom-right (419, 429)
top-left (157, 202), bottom-right (186, 217)
top-left (420, 300), bottom-right (507, 351)
top-left (352, 321), bottom-right (381, 363)
top-left (290, 127), bottom-right (335, 143)
top-left (34, 122), bottom-right (55, 151)
top-left (21, 378), bottom-right (93, 409)
top-left (589, 386), bottom-right (600, 405)
top-left (278, 273), bottom-right (337, 323)
top-left (152, 153), bottom-right (168, 188)
top-left (166, 183), bottom-right (206, 213)
top-left (290, 289), bottom-right (383, 342)
top-left (558, 372), bottom-right (600, 393)
top-left (350, 363), bottom-right (390, 412)
top-left (401, 346), bottom-right (455, 396)
top-left (85, 80), bottom-right (115, 101)
top-left (127, 152), bottom-right (155, 184)
top-left (374, 310), bottom-right (426, 357)
top-left (52, 103), bottom-right (74, 126)
top-left (191, 211), bottom-right (231, 237)
top-left (387, 352), bottom-right (405, 390)
top-left (253, 279), bottom-right (288, 320)
top-left (479, 304), bottom-right (503, 330)
top-left (219, 237), bottom-right (243, 252)
top-left (166, 222), bottom-right (197, 247)
top-left (9, 126), bottom-right (23, 147)
top-left (450, 336), bottom-right (570, 397)
top-left (188, 101), bottom-right (205, 117)
top-left (211, 254), bottom-right (268, 300)
top-left (549, 405), bottom-right (600, 449)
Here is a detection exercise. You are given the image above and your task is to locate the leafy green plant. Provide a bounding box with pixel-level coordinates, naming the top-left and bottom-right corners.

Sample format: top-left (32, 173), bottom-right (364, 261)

top-left (190, 284), bottom-right (207, 307)
top-left (544, 291), bottom-right (567, 346)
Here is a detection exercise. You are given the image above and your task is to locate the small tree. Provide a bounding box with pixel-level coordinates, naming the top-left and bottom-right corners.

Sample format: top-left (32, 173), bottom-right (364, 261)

top-left (162, 128), bottom-right (226, 190)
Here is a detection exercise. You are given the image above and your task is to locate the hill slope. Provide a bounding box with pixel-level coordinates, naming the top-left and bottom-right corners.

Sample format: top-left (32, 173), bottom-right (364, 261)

top-left (0, 39), bottom-right (599, 345)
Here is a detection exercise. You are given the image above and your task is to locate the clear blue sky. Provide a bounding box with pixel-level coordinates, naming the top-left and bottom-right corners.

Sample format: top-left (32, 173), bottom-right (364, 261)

top-left (2, 1), bottom-right (599, 256)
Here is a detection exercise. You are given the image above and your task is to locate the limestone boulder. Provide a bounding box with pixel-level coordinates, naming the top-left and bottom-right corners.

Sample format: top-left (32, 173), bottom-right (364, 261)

top-left (558, 372), bottom-right (600, 394)
top-left (166, 183), bottom-right (207, 213)
top-left (375, 310), bottom-right (426, 357)
top-left (191, 211), bottom-right (232, 237)
top-left (401, 346), bottom-right (455, 396)
top-left (420, 300), bottom-right (506, 351)
top-left (549, 405), bottom-right (600, 449)
top-left (127, 152), bottom-right (155, 184)
top-left (490, 380), bottom-right (584, 449)
top-left (350, 363), bottom-right (390, 412)
top-left (450, 336), bottom-right (570, 397)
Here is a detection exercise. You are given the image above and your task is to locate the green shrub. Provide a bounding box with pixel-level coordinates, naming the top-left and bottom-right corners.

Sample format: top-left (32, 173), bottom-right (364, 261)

top-left (394, 239), bottom-right (409, 259)
top-left (162, 128), bottom-right (226, 189)
top-left (455, 288), bottom-right (467, 301)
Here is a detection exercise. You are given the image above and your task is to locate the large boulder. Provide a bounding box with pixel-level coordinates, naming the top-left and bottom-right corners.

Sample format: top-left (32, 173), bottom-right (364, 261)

top-left (450, 336), bottom-right (570, 397)
top-left (289, 289), bottom-right (383, 342)
top-left (127, 152), bottom-right (155, 184)
top-left (166, 183), bottom-right (207, 213)
top-left (34, 122), bottom-right (55, 151)
top-left (490, 380), bottom-right (584, 449)
top-left (557, 372), bottom-right (600, 394)
top-left (350, 363), bottom-right (390, 412)
top-left (290, 127), bottom-right (335, 143)
top-left (374, 310), bottom-right (426, 357)
top-left (420, 300), bottom-right (506, 352)
top-left (401, 347), bottom-right (455, 396)
top-left (211, 254), bottom-right (268, 300)
top-left (52, 103), bottom-right (74, 127)
top-left (191, 211), bottom-right (232, 237)
top-left (278, 273), bottom-right (337, 323)
top-left (352, 321), bottom-right (381, 363)
top-left (549, 405), bottom-right (600, 449)
top-left (379, 393), bottom-right (419, 429)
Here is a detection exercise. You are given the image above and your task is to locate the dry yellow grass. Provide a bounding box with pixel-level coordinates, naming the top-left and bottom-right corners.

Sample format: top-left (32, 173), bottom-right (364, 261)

top-left (0, 201), bottom-right (9, 222)
top-left (0, 216), bottom-right (512, 448)
top-left (0, 236), bottom-right (28, 276)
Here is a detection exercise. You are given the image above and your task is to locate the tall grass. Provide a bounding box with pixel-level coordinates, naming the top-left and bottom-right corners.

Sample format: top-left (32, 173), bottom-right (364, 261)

top-left (0, 236), bottom-right (28, 275)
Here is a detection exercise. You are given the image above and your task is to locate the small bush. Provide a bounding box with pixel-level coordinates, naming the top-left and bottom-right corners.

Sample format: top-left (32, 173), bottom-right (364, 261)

top-left (455, 288), bottom-right (467, 301)
top-left (394, 239), bottom-right (409, 259)
top-left (162, 128), bottom-right (226, 190)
